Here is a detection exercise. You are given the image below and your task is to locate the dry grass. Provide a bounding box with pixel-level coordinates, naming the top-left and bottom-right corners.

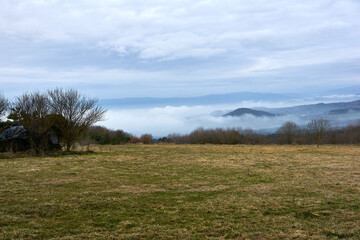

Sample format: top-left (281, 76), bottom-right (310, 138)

top-left (1, 144), bottom-right (360, 239)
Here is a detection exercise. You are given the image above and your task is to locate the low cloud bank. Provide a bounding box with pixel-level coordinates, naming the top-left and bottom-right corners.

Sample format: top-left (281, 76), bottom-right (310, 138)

top-left (101, 94), bottom-right (360, 137)
top-left (102, 103), bottom-right (305, 137)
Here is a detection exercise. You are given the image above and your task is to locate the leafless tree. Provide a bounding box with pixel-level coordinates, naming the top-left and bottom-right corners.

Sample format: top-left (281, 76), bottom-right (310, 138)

top-left (9, 92), bottom-right (54, 154)
top-left (277, 121), bottom-right (300, 144)
top-left (140, 134), bottom-right (153, 144)
top-left (0, 93), bottom-right (8, 119)
top-left (344, 121), bottom-right (360, 144)
top-left (307, 119), bottom-right (331, 147)
top-left (48, 88), bottom-right (107, 151)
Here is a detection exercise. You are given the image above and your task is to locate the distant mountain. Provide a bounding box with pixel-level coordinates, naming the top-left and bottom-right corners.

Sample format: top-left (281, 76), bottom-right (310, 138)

top-left (222, 99), bottom-right (360, 127)
top-left (325, 106), bottom-right (360, 115)
top-left (99, 92), bottom-right (292, 108)
top-left (257, 100), bottom-right (360, 117)
top-left (224, 108), bottom-right (277, 117)
top-left (322, 86), bottom-right (360, 95)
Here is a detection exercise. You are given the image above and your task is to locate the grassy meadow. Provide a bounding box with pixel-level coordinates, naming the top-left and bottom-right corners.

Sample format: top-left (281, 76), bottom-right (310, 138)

top-left (1, 144), bottom-right (360, 239)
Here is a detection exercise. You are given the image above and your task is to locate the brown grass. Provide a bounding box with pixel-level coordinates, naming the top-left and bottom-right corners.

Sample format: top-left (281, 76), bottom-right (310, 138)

top-left (1, 144), bottom-right (360, 239)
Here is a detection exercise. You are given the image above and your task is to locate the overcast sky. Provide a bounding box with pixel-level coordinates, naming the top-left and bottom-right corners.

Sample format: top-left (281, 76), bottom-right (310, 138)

top-left (1, 0), bottom-right (360, 99)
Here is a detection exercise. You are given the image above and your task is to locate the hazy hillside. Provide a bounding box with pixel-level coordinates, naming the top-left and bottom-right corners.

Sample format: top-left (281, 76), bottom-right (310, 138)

top-left (224, 108), bottom-right (277, 117)
top-left (326, 106), bottom-right (360, 115)
top-left (256, 100), bottom-right (360, 117)
top-left (223, 99), bottom-right (360, 128)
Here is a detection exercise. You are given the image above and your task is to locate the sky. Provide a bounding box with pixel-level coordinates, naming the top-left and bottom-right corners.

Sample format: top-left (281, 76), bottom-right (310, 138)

top-left (1, 0), bottom-right (360, 99)
top-left (1, 0), bottom-right (360, 136)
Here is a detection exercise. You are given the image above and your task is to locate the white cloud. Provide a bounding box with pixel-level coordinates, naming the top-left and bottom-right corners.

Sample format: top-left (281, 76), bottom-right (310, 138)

top-left (0, 0), bottom-right (360, 97)
top-left (102, 92), bottom-right (360, 136)
top-left (103, 102), bottom-right (306, 136)
top-left (1, 0), bottom-right (359, 62)
top-left (0, 66), bottom-right (169, 84)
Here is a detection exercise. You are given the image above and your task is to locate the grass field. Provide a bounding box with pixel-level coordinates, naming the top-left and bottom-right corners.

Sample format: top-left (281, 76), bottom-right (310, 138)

top-left (1, 144), bottom-right (360, 239)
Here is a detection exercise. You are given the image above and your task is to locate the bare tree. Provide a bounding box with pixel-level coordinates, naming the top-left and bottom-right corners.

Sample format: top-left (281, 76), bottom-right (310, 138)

top-left (277, 121), bottom-right (300, 144)
top-left (0, 93), bottom-right (8, 119)
top-left (140, 134), bottom-right (153, 144)
top-left (9, 92), bottom-right (54, 154)
top-left (48, 88), bottom-right (107, 151)
top-left (307, 119), bottom-right (331, 147)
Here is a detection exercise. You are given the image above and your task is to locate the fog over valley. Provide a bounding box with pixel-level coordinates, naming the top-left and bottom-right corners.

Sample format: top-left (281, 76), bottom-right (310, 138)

top-left (101, 93), bottom-right (360, 137)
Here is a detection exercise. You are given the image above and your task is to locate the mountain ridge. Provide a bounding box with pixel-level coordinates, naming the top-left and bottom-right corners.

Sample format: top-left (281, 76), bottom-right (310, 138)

top-left (256, 100), bottom-right (360, 116)
top-left (223, 108), bottom-right (278, 117)
top-left (224, 99), bottom-right (360, 127)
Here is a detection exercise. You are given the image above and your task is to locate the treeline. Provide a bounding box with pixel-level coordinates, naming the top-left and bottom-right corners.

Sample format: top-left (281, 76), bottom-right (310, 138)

top-left (0, 89), bottom-right (106, 155)
top-left (72, 119), bottom-right (360, 147)
top-left (161, 128), bottom-right (265, 145)
top-left (84, 126), bottom-right (153, 145)
top-left (159, 120), bottom-right (360, 147)
top-left (1, 88), bottom-right (154, 154)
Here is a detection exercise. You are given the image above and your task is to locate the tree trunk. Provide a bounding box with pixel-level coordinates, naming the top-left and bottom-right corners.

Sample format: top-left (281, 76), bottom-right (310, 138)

top-left (66, 143), bottom-right (71, 152)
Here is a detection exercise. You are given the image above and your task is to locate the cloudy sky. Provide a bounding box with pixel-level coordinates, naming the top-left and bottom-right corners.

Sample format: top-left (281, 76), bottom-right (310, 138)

top-left (1, 0), bottom-right (360, 99)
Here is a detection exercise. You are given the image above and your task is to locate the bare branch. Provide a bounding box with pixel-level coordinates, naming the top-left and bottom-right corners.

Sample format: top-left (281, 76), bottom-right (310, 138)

top-left (48, 88), bottom-right (107, 151)
top-left (9, 92), bottom-right (53, 154)
top-left (276, 121), bottom-right (300, 144)
top-left (307, 119), bottom-right (331, 147)
top-left (0, 93), bottom-right (9, 119)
